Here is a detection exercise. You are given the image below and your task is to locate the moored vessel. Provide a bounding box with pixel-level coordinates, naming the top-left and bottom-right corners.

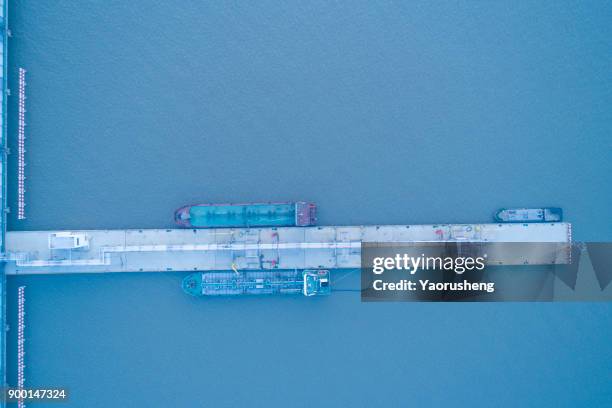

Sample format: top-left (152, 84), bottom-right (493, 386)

top-left (174, 202), bottom-right (316, 228)
top-left (494, 207), bottom-right (563, 223)
top-left (182, 269), bottom-right (331, 297)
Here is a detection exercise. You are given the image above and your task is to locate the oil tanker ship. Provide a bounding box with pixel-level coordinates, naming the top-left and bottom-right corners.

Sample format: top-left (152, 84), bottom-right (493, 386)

top-left (182, 269), bottom-right (331, 297)
top-left (174, 202), bottom-right (317, 228)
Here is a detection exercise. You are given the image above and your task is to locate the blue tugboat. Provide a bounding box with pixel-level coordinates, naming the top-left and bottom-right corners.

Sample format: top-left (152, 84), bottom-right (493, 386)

top-left (494, 208), bottom-right (563, 223)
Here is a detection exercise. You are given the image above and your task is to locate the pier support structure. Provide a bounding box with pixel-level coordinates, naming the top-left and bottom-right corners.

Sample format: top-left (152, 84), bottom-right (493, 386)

top-left (16, 68), bottom-right (25, 220)
top-left (16, 286), bottom-right (25, 408)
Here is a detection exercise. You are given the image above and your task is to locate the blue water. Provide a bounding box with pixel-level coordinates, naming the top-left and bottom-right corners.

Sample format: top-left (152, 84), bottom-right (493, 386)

top-left (5, 1), bottom-right (612, 406)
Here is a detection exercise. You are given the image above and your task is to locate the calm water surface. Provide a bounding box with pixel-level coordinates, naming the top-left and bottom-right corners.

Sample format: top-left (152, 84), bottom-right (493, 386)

top-left (5, 1), bottom-right (612, 406)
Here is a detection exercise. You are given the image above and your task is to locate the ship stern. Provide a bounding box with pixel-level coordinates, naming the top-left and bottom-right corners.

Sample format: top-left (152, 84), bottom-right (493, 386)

top-left (295, 202), bottom-right (317, 226)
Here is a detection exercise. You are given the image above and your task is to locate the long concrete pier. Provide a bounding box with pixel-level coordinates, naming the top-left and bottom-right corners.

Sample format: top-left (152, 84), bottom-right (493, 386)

top-left (1, 0), bottom-right (9, 398)
top-left (4, 223), bottom-right (572, 275)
